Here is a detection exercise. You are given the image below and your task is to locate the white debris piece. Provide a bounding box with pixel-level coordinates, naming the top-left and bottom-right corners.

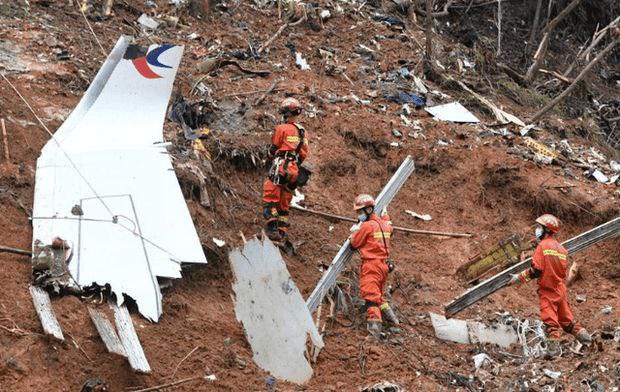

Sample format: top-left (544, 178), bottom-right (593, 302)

top-left (32, 37), bottom-right (206, 322)
top-left (590, 169), bottom-right (609, 183)
top-left (291, 189), bottom-right (305, 207)
top-left (543, 369), bottom-right (561, 380)
top-left (472, 353), bottom-right (492, 369)
top-left (212, 238), bottom-right (225, 247)
top-left (602, 305), bottom-right (613, 314)
top-left (413, 76), bottom-right (428, 94)
top-left (138, 14), bottom-right (160, 30)
top-left (610, 161), bottom-right (620, 172)
top-left (229, 236), bottom-right (324, 384)
top-left (405, 210), bottom-right (432, 221)
top-left (429, 313), bottom-right (470, 344)
top-left (295, 52), bottom-right (310, 70)
top-left (520, 124), bottom-right (535, 136)
top-left (425, 102), bottom-right (480, 123)
top-left (319, 10), bottom-right (331, 20)
top-left (430, 313), bottom-right (518, 348)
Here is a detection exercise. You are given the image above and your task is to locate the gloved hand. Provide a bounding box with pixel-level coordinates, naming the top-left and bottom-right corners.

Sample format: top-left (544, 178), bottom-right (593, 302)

top-left (350, 222), bottom-right (362, 233)
top-left (387, 260), bottom-right (395, 273)
top-left (380, 206), bottom-right (388, 217)
top-left (508, 273), bottom-right (521, 286)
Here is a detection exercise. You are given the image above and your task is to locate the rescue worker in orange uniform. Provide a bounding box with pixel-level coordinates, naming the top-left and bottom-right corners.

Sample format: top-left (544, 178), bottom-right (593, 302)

top-left (262, 98), bottom-right (309, 241)
top-left (509, 214), bottom-right (592, 357)
top-left (349, 194), bottom-right (399, 338)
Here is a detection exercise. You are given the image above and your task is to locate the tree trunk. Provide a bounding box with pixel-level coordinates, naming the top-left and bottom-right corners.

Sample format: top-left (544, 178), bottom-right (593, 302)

top-left (424, 0), bottom-right (433, 61)
top-left (524, 0), bottom-right (543, 57)
top-left (524, 0), bottom-right (583, 82)
top-left (530, 39), bottom-right (619, 122)
top-left (423, 0), bottom-right (435, 78)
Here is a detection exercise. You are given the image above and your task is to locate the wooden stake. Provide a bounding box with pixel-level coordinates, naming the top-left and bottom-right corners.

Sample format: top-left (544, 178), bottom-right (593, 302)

top-left (1, 118), bottom-right (9, 162)
top-left (292, 205), bottom-right (473, 238)
top-left (0, 245), bottom-right (31, 256)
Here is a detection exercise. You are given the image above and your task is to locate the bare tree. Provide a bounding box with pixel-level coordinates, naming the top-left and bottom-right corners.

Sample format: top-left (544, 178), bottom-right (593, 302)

top-left (524, 0), bottom-right (584, 82)
top-left (530, 38), bottom-right (619, 122)
top-left (524, 0), bottom-right (543, 57)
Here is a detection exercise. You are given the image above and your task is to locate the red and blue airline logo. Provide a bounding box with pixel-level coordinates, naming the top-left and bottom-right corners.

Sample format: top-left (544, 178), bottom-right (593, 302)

top-left (123, 44), bottom-right (175, 79)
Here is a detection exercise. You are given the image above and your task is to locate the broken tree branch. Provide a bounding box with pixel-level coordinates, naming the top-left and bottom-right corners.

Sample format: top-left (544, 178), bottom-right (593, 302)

top-left (170, 346), bottom-right (201, 379)
top-left (129, 376), bottom-right (203, 392)
top-left (254, 77), bottom-right (283, 106)
top-left (292, 205), bottom-right (472, 238)
top-left (1, 119), bottom-right (9, 162)
top-left (257, 16), bottom-right (306, 55)
top-left (530, 38), bottom-right (619, 122)
top-left (0, 245), bottom-right (32, 256)
top-left (563, 15), bottom-right (620, 76)
top-left (74, 0), bottom-right (107, 56)
top-left (525, 0), bottom-right (583, 82)
top-left (539, 68), bottom-right (573, 84)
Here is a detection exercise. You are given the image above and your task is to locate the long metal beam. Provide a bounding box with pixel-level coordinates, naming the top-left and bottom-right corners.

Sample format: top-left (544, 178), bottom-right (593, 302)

top-left (445, 216), bottom-right (620, 317)
top-left (306, 156), bottom-right (416, 312)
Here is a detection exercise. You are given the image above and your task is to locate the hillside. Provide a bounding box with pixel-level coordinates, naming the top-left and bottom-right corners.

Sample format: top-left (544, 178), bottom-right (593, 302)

top-left (0, 1), bottom-right (618, 390)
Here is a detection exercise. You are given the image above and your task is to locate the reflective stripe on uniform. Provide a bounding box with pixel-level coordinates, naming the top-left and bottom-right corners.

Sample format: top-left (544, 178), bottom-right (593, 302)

top-left (542, 249), bottom-right (567, 260)
top-left (372, 232), bottom-right (391, 239)
top-left (286, 136), bottom-right (301, 143)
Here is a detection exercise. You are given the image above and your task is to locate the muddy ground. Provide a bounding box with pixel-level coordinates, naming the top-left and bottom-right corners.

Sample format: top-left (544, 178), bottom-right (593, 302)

top-left (0, 1), bottom-right (619, 391)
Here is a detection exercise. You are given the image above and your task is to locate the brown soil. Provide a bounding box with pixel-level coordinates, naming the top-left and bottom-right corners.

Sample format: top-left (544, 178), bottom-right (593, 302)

top-left (0, 1), bottom-right (619, 391)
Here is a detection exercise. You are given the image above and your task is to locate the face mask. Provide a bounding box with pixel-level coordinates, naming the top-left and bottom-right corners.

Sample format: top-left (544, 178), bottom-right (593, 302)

top-left (535, 226), bottom-right (544, 240)
top-left (357, 212), bottom-right (368, 222)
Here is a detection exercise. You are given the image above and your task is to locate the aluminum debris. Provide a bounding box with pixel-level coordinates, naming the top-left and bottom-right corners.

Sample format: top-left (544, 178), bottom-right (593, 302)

top-left (32, 36), bottom-right (206, 322)
top-left (430, 313), bottom-right (518, 348)
top-left (111, 302), bottom-right (151, 373)
top-left (88, 306), bottom-right (126, 357)
top-left (29, 286), bottom-right (64, 340)
top-left (229, 236), bottom-right (324, 384)
top-left (306, 156), bottom-right (415, 313)
top-left (425, 102), bottom-right (480, 123)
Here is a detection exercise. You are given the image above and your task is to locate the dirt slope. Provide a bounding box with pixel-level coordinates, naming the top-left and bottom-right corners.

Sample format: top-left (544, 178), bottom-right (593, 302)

top-left (0, 1), bottom-right (619, 391)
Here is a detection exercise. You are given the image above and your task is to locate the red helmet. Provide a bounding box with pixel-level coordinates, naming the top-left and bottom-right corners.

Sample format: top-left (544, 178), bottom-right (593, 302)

top-left (353, 194), bottom-right (375, 211)
top-left (279, 97), bottom-right (302, 114)
top-left (536, 214), bottom-right (560, 233)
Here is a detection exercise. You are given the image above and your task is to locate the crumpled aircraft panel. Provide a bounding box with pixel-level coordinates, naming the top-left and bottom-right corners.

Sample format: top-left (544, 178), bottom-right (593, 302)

top-left (32, 36), bottom-right (206, 321)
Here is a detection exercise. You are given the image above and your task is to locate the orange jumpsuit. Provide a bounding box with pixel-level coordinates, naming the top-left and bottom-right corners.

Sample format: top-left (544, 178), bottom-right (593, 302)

top-left (519, 237), bottom-right (583, 340)
top-left (350, 214), bottom-right (393, 321)
top-left (262, 121), bottom-right (308, 236)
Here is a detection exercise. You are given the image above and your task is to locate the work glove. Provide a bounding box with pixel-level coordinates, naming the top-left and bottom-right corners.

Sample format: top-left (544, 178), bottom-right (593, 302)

top-left (380, 206), bottom-right (388, 217)
top-left (350, 222), bottom-right (362, 233)
top-left (508, 273), bottom-right (521, 286)
top-left (387, 260), bottom-right (395, 273)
